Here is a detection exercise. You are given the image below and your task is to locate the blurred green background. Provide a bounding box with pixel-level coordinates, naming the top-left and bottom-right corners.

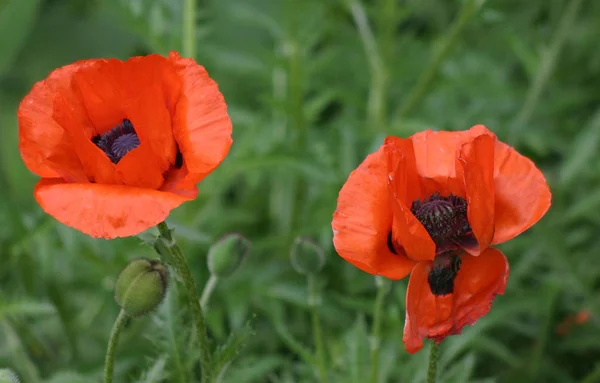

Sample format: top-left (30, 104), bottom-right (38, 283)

top-left (1, 0), bottom-right (599, 382)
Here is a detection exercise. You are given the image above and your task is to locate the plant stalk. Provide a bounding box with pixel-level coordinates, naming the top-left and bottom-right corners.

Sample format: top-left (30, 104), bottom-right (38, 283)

top-left (103, 309), bottom-right (129, 383)
top-left (157, 221), bottom-right (212, 382)
top-left (370, 280), bottom-right (387, 383)
top-left (308, 275), bottom-right (327, 382)
top-left (427, 341), bottom-right (440, 383)
top-left (200, 275), bottom-right (219, 310)
top-left (182, 0), bottom-right (196, 58)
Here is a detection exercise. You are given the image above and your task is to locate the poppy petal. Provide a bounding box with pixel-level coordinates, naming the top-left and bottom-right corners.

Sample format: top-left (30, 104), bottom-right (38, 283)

top-left (385, 137), bottom-right (436, 262)
top-left (459, 134), bottom-right (496, 255)
top-left (72, 55), bottom-right (181, 183)
top-left (333, 148), bottom-right (416, 280)
top-left (491, 141), bottom-right (551, 244)
top-left (167, 52), bottom-right (233, 189)
top-left (52, 92), bottom-right (117, 184)
top-left (34, 178), bottom-right (191, 239)
top-left (408, 125), bottom-right (491, 196)
top-left (18, 61), bottom-right (98, 181)
top-left (403, 248), bottom-right (508, 353)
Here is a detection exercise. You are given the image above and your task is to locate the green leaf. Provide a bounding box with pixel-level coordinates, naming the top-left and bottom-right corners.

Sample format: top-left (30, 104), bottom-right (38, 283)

top-left (213, 316), bottom-right (256, 379)
top-left (559, 108), bottom-right (600, 186)
top-left (135, 356), bottom-right (168, 383)
top-left (0, 299), bottom-right (55, 320)
top-left (223, 356), bottom-right (285, 383)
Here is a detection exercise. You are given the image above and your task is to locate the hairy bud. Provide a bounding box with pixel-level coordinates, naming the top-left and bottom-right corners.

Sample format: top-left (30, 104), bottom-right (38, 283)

top-left (290, 237), bottom-right (326, 275)
top-left (114, 258), bottom-right (169, 317)
top-left (208, 233), bottom-right (251, 278)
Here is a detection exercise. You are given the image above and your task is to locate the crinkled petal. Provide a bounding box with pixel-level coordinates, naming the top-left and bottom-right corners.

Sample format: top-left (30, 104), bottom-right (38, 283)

top-left (71, 55), bottom-right (181, 187)
top-left (403, 248), bottom-right (508, 353)
top-left (408, 125), bottom-right (491, 195)
top-left (166, 52), bottom-right (232, 192)
top-left (459, 134), bottom-right (496, 255)
top-left (34, 178), bottom-right (191, 239)
top-left (385, 137), bottom-right (436, 262)
top-left (492, 140), bottom-right (552, 244)
top-left (18, 61), bottom-right (99, 181)
top-left (332, 147), bottom-right (416, 280)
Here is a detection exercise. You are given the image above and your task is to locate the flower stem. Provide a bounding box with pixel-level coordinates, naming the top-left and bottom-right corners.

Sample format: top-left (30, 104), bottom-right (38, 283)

top-left (370, 279), bottom-right (387, 383)
top-left (509, 0), bottom-right (584, 143)
top-left (182, 0), bottom-right (196, 58)
top-left (200, 275), bottom-right (219, 310)
top-left (103, 309), bottom-right (129, 383)
top-left (308, 275), bottom-right (327, 382)
top-left (393, 0), bottom-right (481, 120)
top-left (157, 221), bottom-right (212, 382)
top-left (427, 341), bottom-right (440, 383)
top-left (348, 0), bottom-right (387, 133)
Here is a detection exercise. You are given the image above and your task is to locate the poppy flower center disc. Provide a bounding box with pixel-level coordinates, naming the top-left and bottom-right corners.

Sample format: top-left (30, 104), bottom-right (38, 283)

top-left (93, 119), bottom-right (141, 164)
top-left (410, 193), bottom-right (472, 248)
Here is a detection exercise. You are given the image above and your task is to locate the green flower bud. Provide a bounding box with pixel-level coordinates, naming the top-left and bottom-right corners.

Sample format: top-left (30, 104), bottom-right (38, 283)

top-left (290, 236), bottom-right (325, 275)
top-left (207, 233), bottom-right (251, 278)
top-left (114, 258), bottom-right (168, 317)
top-left (0, 369), bottom-right (19, 383)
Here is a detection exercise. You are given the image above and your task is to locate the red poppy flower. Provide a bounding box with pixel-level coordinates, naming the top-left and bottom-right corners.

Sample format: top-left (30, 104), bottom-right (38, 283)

top-left (332, 125), bottom-right (551, 353)
top-left (18, 51), bottom-right (232, 239)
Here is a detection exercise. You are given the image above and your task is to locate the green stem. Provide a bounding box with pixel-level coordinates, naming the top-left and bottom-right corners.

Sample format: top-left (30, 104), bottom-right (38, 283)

top-left (509, 0), bottom-right (584, 143)
top-left (157, 221), bottom-right (212, 382)
top-left (200, 275), bottom-right (219, 310)
top-left (103, 309), bottom-right (129, 383)
top-left (308, 275), bottom-right (327, 382)
top-left (370, 279), bottom-right (387, 383)
top-left (393, 0), bottom-right (482, 120)
top-left (349, 0), bottom-right (387, 133)
top-left (427, 341), bottom-right (440, 383)
top-left (182, 0), bottom-right (196, 58)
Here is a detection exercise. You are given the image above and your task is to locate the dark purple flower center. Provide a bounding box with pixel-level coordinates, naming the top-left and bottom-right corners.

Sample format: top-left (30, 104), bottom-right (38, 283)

top-left (427, 252), bottom-right (461, 296)
top-left (93, 119), bottom-right (140, 164)
top-left (410, 192), bottom-right (472, 249)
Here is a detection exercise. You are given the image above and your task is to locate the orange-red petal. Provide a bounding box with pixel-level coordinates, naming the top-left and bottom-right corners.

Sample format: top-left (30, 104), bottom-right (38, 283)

top-left (408, 125), bottom-right (491, 196)
top-left (491, 141), bottom-right (551, 244)
top-left (34, 178), bottom-right (191, 239)
top-left (69, 55), bottom-right (181, 187)
top-left (18, 61), bottom-right (98, 182)
top-left (166, 52), bottom-right (232, 194)
top-left (385, 137), bottom-right (436, 262)
top-left (332, 147), bottom-right (416, 280)
top-left (458, 134), bottom-right (496, 255)
top-left (52, 92), bottom-right (117, 184)
top-left (403, 248), bottom-right (508, 353)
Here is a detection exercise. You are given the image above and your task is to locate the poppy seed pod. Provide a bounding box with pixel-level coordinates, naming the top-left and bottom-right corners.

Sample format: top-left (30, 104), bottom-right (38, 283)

top-left (0, 369), bottom-right (19, 383)
top-left (290, 237), bottom-right (326, 275)
top-left (207, 233), bottom-right (251, 278)
top-left (115, 258), bottom-right (169, 317)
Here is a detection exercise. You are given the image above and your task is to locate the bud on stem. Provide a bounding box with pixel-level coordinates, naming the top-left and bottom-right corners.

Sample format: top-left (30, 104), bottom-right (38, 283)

top-left (114, 258), bottom-right (169, 317)
top-left (208, 233), bottom-right (251, 278)
top-left (290, 237), bottom-right (325, 275)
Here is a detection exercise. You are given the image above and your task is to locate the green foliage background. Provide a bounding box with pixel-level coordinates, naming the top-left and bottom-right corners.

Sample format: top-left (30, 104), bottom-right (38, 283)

top-left (1, 0), bottom-right (599, 382)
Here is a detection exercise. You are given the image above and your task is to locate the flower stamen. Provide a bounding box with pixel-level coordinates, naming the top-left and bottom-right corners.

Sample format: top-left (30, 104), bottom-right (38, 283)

top-left (411, 192), bottom-right (472, 251)
top-left (94, 119), bottom-right (140, 164)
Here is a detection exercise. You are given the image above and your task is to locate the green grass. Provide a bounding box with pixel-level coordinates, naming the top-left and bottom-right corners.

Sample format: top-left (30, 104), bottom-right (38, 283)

top-left (1, 0), bottom-right (600, 381)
